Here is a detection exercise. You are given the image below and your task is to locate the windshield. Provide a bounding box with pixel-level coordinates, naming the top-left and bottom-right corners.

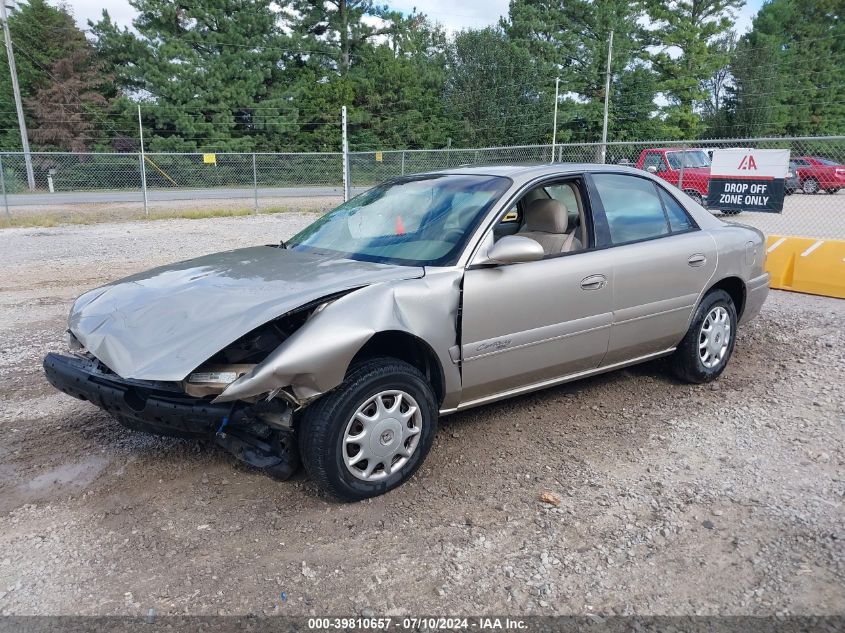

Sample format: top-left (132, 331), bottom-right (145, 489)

top-left (666, 150), bottom-right (711, 169)
top-left (287, 174), bottom-right (511, 266)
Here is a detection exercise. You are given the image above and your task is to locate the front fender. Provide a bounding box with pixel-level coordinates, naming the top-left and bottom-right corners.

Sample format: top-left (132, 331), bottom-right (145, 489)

top-left (215, 269), bottom-right (464, 407)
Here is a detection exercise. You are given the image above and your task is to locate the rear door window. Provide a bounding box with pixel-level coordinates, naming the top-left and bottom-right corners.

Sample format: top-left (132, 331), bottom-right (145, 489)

top-left (657, 187), bottom-right (695, 232)
top-left (592, 174), bottom-right (670, 245)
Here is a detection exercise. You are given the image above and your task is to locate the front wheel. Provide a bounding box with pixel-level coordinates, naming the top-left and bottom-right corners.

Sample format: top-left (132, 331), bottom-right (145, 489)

top-left (671, 289), bottom-right (737, 384)
top-left (298, 357), bottom-right (438, 501)
top-left (803, 178), bottom-right (820, 194)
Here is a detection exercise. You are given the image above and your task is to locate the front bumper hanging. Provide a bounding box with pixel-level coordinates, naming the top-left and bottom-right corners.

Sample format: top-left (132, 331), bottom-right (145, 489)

top-left (43, 353), bottom-right (247, 437)
top-left (43, 353), bottom-right (300, 479)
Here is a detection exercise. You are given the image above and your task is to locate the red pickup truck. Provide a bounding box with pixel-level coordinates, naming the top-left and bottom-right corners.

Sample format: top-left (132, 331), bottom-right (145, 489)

top-left (791, 156), bottom-right (845, 194)
top-left (635, 148), bottom-right (713, 207)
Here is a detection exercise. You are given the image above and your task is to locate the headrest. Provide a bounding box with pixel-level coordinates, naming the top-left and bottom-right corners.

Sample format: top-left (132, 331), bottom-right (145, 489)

top-left (524, 198), bottom-right (568, 233)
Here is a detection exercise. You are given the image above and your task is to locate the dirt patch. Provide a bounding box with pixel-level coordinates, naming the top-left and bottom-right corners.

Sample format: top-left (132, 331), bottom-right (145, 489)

top-left (0, 215), bottom-right (842, 616)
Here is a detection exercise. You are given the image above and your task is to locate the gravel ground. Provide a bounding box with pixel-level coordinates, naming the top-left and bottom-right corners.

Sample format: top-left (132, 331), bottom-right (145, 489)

top-left (0, 215), bottom-right (843, 617)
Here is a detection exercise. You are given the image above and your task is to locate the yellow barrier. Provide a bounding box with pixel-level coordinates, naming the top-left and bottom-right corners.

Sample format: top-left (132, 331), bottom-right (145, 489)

top-left (765, 235), bottom-right (845, 299)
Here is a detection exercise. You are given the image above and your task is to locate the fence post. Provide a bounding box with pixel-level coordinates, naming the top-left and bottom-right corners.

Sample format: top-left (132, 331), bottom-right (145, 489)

top-left (137, 106), bottom-right (149, 216)
top-left (401, 151), bottom-right (405, 176)
top-left (138, 152), bottom-right (148, 216)
top-left (341, 106), bottom-right (350, 201)
top-left (0, 154), bottom-right (8, 218)
top-left (678, 143), bottom-right (686, 192)
top-left (252, 153), bottom-right (258, 214)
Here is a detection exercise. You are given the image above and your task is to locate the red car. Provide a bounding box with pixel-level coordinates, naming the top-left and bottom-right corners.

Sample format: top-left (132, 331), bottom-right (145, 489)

top-left (791, 156), bottom-right (845, 194)
top-left (636, 148), bottom-right (712, 206)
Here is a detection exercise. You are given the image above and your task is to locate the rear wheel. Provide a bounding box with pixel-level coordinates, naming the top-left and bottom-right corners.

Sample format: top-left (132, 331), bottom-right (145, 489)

top-left (298, 357), bottom-right (438, 501)
top-left (671, 289), bottom-right (737, 384)
top-left (826, 188), bottom-right (839, 195)
top-left (803, 178), bottom-right (820, 194)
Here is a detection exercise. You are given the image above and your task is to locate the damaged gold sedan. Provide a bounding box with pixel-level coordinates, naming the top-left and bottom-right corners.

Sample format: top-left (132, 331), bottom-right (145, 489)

top-left (44, 165), bottom-right (769, 500)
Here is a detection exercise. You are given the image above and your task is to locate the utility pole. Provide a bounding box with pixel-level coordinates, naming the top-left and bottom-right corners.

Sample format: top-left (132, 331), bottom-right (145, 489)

top-left (550, 77), bottom-right (560, 163)
top-left (137, 105), bottom-right (148, 216)
top-left (341, 106), bottom-right (350, 201)
top-left (0, 1), bottom-right (34, 190)
top-left (600, 30), bottom-right (614, 165)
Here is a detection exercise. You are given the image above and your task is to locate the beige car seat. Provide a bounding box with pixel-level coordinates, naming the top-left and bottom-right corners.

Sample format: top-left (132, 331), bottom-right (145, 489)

top-left (518, 198), bottom-right (582, 255)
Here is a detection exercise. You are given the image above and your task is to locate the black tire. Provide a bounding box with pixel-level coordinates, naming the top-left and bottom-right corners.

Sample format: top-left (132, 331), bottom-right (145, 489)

top-left (671, 289), bottom-right (737, 384)
top-left (826, 188), bottom-right (839, 195)
top-left (721, 209), bottom-right (742, 216)
top-left (298, 357), bottom-right (438, 501)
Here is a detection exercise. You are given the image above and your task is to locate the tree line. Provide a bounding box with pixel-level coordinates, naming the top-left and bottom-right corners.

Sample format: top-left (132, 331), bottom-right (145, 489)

top-left (0, 0), bottom-right (841, 154)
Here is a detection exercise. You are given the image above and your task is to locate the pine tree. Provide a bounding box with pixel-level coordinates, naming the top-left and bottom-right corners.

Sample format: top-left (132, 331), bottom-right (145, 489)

top-left (724, 0), bottom-right (845, 137)
top-left (504, 0), bottom-right (664, 143)
top-left (280, 4), bottom-right (451, 150)
top-left (27, 48), bottom-right (112, 152)
top-left (644, 0), bottom-right (743, 138)
top-left (443, 28), bottom-right (548, 147)
top-left (0, 0), bottom-right (91, 150)
top-left (92, 0), bottom-right (287, 151)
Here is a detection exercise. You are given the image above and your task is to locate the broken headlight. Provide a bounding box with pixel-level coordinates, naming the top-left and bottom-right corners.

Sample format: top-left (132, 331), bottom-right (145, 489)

top-left (182, 364), bottom-right (255, 397)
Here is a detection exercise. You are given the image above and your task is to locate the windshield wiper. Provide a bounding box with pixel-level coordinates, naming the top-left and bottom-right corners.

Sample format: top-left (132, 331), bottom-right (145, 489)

top-left (278, 239), bottom-right (287, 249)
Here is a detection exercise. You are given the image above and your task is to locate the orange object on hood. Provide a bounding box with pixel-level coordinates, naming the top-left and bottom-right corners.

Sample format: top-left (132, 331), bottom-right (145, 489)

top-left (395, 215), bottom-right (406, 235)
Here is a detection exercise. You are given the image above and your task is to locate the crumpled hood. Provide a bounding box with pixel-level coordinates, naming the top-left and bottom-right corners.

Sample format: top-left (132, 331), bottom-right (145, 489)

top-left (69, 246), bottom-right (423, 381)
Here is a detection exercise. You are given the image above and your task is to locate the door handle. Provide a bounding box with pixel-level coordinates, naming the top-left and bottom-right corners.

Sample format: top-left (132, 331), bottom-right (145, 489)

top-left (580, 274), bottom-right (607, 290)
top-left (688, 254), bottom-right (707, 267)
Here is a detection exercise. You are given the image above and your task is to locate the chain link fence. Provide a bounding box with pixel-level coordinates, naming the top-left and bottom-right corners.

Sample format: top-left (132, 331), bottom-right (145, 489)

top-left (1, 137), bottom-right (843, 239)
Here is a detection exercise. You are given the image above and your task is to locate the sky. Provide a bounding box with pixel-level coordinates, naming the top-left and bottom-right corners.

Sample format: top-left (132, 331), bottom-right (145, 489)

top-left (65, 0), bottom-right (764, 36)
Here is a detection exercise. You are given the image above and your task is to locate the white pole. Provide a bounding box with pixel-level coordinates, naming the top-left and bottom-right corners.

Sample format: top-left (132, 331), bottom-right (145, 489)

top-left (600, 30), bottom-right (614, 165)
top-left (550, 77), bottom-right (560, 163)
top-left (0, 154), bottom-right (9, 218)
top-left (138, 105), bottom-right (148, 216)
top-left (252, 153), bottom-right (258, 214)
top-left (0, 1), bottom-right (34, 190)
top-left (341, 106), bottom-right (350, 201)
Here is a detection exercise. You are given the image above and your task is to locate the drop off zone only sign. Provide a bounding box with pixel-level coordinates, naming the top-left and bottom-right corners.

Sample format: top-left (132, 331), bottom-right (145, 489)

top-left (707, 148), bottom-right (790, 213)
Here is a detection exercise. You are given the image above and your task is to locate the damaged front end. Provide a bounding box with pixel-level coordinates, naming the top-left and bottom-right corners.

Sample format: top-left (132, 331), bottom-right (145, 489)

top-left (44, 304), bottom-right (328, 479)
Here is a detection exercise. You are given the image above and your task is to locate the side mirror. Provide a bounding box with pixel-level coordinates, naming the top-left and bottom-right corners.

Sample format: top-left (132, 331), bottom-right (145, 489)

top-left (480, 235), bottom-right (545, 265)
top-left (646, 165), bottom-right (658, 174)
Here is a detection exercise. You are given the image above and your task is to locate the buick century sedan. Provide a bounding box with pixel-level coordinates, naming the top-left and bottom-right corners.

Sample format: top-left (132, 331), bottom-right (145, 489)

top-left (44, 164), bottom-right (769, 500)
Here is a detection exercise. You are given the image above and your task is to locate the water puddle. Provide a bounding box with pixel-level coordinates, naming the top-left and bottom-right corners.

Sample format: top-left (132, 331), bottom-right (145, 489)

top-left (23, 455), bottom-right (110, 492)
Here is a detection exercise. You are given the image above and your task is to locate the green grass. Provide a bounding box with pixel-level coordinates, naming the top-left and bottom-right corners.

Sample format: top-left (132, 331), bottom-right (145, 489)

top-left (0, 204), bottom-right (318, 230)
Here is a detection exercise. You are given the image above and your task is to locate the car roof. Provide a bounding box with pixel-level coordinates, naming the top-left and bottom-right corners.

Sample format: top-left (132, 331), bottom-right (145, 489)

top-left (423, 162), bottom-right (646, 183)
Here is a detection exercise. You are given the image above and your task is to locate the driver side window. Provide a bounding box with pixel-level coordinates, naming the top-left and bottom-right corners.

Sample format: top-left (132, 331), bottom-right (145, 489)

top-left (491, 178), bottom-right (588, 258)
